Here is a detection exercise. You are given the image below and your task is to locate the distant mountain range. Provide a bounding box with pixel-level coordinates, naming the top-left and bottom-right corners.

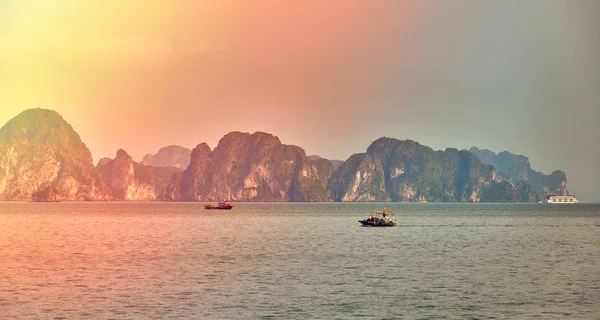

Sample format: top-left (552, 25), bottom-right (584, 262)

top-left (96, 149), bottom-right (181, 201)
top-left (0, 109), bottom-right (569, 202)
top-left (468, 147), bottom-right (568, 201)
top-left (140, 145), bottom-right (191, 169)
top-left (161, 132), bottom-right (330, 201)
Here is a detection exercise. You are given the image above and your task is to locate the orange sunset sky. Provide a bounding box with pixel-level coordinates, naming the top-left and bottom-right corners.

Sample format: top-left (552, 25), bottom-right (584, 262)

top-left (0, 1), bottom-right (598, 200)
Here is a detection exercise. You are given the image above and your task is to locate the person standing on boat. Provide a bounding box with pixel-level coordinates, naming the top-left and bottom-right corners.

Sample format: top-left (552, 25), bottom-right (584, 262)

top-left (382, 207), bottom-right (388, 218)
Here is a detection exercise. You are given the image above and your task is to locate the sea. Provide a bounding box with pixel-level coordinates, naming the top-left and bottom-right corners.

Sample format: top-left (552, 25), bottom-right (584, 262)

top-left (0, 202), bottom-right (599, 319)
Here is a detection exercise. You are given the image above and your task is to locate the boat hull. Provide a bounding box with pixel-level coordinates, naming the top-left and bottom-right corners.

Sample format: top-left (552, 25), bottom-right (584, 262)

top-left (204, 205), bottom-right (233, 210)
top-left (542, 202), bottom-right (580, 204)
top-left (542, 195), bottom-right (580, 204)
top-left (359, 220), bottom-right (397, 227)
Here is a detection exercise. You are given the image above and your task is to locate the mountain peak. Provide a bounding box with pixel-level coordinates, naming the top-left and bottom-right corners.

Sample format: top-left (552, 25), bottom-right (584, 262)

top-left (217, 131), bottom-right (282, 149)
top-left (116, 149), bottom-right (131, 159)
top-left (0, 108), bottom-right (86, 150)
top-left (193, 142), bottom-right (211, 153)
top-left (140, 145), bottom-right (192, 169)
top-left (0, 108), bottom-right (92, 163)
top-left (0, 109), bottom-right (110, 201)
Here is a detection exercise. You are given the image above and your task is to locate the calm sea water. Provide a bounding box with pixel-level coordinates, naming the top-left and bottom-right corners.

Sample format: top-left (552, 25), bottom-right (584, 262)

top-left (0, 202), bottom-right (599, 319)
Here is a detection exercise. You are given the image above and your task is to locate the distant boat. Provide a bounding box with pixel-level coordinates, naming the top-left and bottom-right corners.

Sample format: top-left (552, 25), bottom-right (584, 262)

top-left (204, 202), bottom-right (234, 210)
top-left (359, 208), bottom-right (398, 227)
top-left (540, 195), bottom-right (580, 204)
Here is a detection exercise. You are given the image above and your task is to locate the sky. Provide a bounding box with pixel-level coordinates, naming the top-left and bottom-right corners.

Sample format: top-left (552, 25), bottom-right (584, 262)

top-left (0, 0), bottom-right (598, 201)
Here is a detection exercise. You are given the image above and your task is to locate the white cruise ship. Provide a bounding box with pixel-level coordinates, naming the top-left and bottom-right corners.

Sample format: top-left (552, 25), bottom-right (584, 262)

top-left (541, 195), bottom-right (580, 204)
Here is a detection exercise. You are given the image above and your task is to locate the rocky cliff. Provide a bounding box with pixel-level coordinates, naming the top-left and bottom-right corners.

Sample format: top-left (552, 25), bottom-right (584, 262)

top-left (0, 109), bottom-right (571, 203)
top-left (140, 145), bottom-right (192, 169)
top-left (327, 138), bottom-right (507, 202)
top-left (0, 109), bottom-right (111, 201)
top-left (307, 155), bottom-right (343, 189)
top-left (163, 132), bottom-right (329, 201)
top-left (308, 155), bottom-right (343, 171)
top-left (469, 147), bottom-right (568, 199)
top-left (96, 149), bottom-right (181, 200)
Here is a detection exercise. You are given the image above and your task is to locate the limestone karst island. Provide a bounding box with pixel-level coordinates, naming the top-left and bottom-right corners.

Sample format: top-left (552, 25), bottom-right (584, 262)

top-left (0, 109), bottom-right (569, 202)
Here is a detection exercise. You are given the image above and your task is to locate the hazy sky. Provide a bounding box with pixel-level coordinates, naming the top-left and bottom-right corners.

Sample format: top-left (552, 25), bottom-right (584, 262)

top-left (0, 0), bottom-right (598, 200)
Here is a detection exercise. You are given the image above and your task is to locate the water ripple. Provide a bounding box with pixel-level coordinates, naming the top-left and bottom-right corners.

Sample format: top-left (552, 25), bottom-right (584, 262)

top-left (0, 202), bottom-right (598, 319)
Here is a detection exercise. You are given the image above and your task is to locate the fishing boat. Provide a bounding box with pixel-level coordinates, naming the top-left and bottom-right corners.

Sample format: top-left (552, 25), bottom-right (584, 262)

top-left (359, 208), bottom-right (398, 227)
top-left (204, 201), bottom-right (234, 210)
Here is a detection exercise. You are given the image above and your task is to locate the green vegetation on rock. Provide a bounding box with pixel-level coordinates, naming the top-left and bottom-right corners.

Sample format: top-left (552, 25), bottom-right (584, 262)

top-left (0, 109), bottom-right (570, 203)
top-left (0, 109), bottom-right (111, 201)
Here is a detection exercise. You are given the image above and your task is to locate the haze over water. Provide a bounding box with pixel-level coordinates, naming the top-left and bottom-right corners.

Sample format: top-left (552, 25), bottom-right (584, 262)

top-left (1, 1), bottom-right (598, 201)
top-left (1, 203), bottom-right (598, 319)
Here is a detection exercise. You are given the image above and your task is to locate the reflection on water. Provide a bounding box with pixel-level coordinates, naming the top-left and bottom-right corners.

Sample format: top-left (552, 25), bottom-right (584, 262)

top-left (0, 202), bottom-right (599, 319)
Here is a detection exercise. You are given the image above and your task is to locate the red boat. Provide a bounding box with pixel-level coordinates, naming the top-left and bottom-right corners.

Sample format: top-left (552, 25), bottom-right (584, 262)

top-left (204, 202), bottom-right (234, 210)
